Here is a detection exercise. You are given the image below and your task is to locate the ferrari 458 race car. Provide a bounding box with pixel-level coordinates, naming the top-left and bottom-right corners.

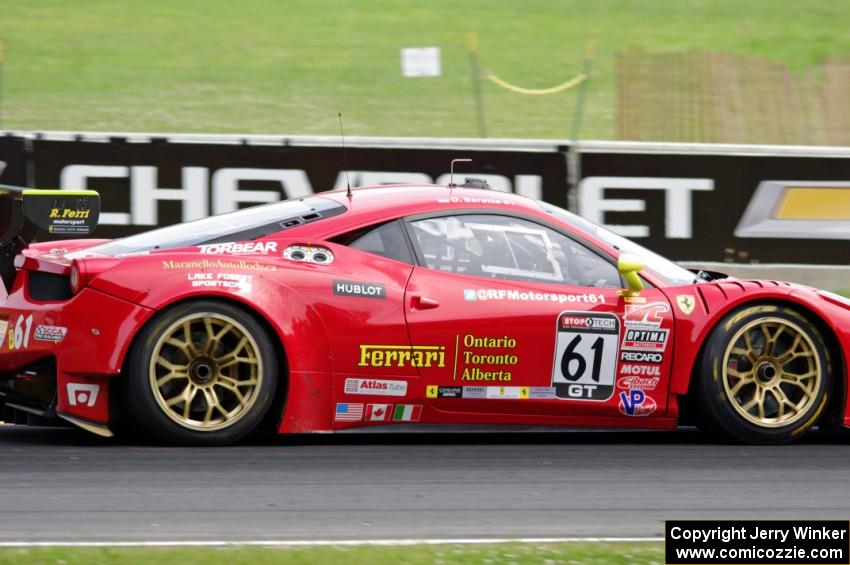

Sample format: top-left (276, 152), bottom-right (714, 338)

top-left (0, 179), bottom-right (848, 445)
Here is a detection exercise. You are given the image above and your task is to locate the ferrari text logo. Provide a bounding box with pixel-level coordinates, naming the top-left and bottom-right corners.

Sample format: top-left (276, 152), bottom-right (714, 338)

top-left (358, 345), bottom-right (446, 368)
top-left (676, 295), bottom-right (696, 315)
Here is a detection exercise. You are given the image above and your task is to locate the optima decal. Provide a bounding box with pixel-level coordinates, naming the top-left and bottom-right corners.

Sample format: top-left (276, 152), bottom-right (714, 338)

top-left (333, 279), bottom-right (386, 299)
top-left (621, 328), bottom-right (669, 353)
top-left (344, 378), bottom-right (408, 397)
top-left (358, 345), bottom-right (445, 368)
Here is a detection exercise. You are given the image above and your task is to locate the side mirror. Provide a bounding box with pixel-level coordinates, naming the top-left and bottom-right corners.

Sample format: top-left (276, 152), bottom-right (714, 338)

top-left (617, 253), bottom-right (645, 296)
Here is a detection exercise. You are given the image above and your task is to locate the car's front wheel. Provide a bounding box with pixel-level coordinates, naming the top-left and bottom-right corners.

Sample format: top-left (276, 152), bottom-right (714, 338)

top-left (123, 300), bottom-right (279, 445)
top-left (696, 304), bottom-right (832, 444)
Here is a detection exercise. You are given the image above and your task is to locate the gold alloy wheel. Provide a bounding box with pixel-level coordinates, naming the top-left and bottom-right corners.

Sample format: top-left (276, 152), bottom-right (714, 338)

top-left (149, 313), bottom-right (263, 432)
top-left (721, 317), bottom-right (821, 428)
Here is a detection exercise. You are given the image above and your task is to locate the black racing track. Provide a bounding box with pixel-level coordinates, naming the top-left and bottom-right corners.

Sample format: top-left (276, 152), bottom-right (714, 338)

top-left (1, 426), bottom-right (849, 542)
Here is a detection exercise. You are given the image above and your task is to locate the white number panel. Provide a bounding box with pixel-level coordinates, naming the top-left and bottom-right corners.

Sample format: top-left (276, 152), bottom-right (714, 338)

top-left (551, 312), bottom-right (619, 401)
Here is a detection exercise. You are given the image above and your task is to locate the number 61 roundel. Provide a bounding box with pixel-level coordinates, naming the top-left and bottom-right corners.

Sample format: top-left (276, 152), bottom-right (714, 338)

top-left (551, 312), bottom-right (620, 401)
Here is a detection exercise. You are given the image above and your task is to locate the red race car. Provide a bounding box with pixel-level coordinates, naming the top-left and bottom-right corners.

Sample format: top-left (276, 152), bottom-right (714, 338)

top-left (0, 180), bottom-right (847, 445)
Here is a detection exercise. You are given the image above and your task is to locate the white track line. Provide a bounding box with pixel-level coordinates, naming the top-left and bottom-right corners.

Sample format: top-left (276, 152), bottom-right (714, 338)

top-left (0, 537), bottom-right (661, 548)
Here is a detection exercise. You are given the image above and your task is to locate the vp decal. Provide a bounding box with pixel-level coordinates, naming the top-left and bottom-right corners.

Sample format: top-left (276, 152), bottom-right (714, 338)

top-left (618, 389), bottom-right (656, 416)
top-left (551, 312), bottom-right (619, 401)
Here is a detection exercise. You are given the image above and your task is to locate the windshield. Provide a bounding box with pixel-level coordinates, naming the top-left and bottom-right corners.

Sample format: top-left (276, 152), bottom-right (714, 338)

top-left (82, 196), bottom-right (346, 257)
top-left (538, 201), bottom-right (696, 286)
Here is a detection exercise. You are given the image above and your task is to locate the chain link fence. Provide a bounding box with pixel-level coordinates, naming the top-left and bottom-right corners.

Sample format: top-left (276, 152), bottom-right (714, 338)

top-left (617, 50), bottom-right (850, 145)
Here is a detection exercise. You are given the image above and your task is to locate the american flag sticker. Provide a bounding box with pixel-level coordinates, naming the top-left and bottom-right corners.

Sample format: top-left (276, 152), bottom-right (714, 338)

top-left (335, 403), bottom-right (364, 422)
top-left (392, 404), bottom-right (422, 422)
top-left (365, 403), bottom-right (392, 422)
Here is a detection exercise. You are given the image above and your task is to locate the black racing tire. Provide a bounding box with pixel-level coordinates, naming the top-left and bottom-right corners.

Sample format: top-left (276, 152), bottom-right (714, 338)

top-left (695, 304), bottom-right (832, 444)
top-left (122, 300), bottom-right (279, 446)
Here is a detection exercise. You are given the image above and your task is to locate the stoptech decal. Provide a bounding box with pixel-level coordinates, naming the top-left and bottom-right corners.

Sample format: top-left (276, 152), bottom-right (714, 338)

top-left (464, 288), bottom-right (605, 304)
top-left (618, 390), bottom-right (656, 416)
top-left (344, 378), bottom-right (407, 397)
top-left (333, 279), bottom-right (386, 299)
top-left (620, 351), bottom-right (663, 363)
top-left (33, 325), bottom-right (68, 343)
top-left (358, 345), bottom-right (445, 368)
top-left (551, 312), bottom-right (619, 401)
top-left (198, 241), bottom-right (278, 254)
top-left (621, 328), bottom-right (669, 353)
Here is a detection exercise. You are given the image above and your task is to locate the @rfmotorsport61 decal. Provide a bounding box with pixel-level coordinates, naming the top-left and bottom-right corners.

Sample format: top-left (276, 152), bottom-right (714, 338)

top-left (552, 312), bottom-right (619, 401)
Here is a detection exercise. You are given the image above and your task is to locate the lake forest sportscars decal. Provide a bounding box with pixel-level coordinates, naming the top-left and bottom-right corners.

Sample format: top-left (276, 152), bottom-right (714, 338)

top-left (551, 312), bottom-right (619, 401)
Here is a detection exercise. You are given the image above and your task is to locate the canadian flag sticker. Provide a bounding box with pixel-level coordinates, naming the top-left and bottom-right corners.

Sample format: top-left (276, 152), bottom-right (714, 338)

top-left (365, 403), bottom-right (392, 422)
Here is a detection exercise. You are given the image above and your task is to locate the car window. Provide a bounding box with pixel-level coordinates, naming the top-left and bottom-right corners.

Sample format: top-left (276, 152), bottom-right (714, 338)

top-left (408, 214), bottom-right (620, 288)
top-left (345, 220), bottom-right (415, 264)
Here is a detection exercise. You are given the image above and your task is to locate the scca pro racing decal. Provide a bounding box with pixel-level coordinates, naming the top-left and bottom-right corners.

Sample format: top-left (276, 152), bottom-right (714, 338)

top-left (551, 312), bottom-right (619, 401)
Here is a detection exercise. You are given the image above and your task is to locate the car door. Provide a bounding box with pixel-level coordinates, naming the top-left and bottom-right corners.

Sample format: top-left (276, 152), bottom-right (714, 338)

top-left (402, 212), bottom-right (674, 422)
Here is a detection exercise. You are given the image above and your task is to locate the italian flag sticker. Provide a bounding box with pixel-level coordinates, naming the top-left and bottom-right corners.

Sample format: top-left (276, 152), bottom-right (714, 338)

top-left (392, 404), bottom-right (422, 422)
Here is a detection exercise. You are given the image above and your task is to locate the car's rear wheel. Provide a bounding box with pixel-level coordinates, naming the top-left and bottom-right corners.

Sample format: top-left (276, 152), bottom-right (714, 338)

top-left (696, 305), bottom-right (831, 444)
top-left (123, 300), bottom-right (278, 445)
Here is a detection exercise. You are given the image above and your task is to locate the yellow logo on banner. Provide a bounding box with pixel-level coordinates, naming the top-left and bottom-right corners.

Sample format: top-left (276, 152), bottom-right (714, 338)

top-left (426, 385), bottom-right (438, 399)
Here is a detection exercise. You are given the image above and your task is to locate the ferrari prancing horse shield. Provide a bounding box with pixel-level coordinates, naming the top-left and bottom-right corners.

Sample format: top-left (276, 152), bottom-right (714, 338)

top-left (676, 295), bottom-right (696, 315)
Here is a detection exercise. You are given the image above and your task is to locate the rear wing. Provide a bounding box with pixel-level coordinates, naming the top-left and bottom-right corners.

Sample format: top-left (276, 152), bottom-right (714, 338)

top-left (0, 185), bottom-right (100, 290)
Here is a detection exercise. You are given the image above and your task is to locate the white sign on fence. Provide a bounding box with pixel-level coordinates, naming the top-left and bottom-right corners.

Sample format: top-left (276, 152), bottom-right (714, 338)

top-left (401, 47), bottom-right (441, 77)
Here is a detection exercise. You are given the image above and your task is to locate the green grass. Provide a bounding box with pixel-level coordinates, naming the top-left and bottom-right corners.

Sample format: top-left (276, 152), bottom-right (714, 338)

top-left (1, 1), bottom-right (850, 139)
top-left (0, 542), bottom-right (664, 565)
